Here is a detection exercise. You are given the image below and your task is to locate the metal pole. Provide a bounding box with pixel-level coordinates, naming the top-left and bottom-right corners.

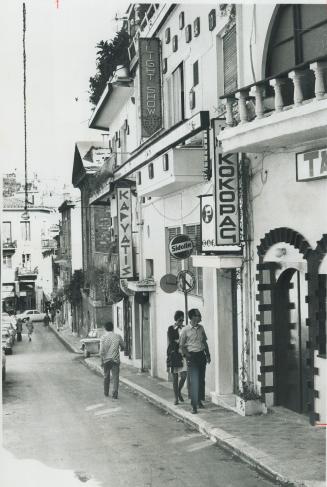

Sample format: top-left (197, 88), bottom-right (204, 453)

top-left (184, 290), bottom-right (188, 325)
top-left (141, 304), bottom-right (144, 372)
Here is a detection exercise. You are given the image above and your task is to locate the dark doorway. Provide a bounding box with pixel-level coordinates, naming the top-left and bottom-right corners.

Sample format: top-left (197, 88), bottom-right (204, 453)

top-left (274, 268), bottom-right (308, 414)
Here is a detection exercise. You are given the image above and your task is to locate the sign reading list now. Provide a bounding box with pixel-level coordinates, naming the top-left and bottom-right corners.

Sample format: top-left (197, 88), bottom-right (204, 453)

top-left (296, 148), bottom-right (327, 181)
top-left (139, 38), bottom-right (162, 138)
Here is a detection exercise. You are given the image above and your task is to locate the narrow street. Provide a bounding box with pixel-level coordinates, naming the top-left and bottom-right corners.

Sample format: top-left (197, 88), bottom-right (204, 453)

top-left (3, 325), bottom-right (278, 487)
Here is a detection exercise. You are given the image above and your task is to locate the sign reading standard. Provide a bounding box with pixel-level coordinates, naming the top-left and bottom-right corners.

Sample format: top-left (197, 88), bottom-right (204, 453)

top-left (215, 153), bottom-right (240, 245)
top-left (117, 187), bottom-right (134, 279)
top-left (139, 38), bottom-right (162, 138)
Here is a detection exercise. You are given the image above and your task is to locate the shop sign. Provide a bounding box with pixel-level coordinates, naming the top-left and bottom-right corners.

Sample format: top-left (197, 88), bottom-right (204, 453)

top-left (169, 234), bottom-right (193, 260)
top-left (139, 38), bottom-right (162, 138)
top-left (296, 148), bottom-right (327, 181)
top-left (200, 194), bottom-right (241, 253)
top-left (117, 187), bottom-right (134, 279)
top-left (215, 153), bottom-right (240, 246)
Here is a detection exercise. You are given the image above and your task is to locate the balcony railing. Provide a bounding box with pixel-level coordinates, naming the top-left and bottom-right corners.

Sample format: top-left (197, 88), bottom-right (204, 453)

top-left (16, 266), bottom-right (38, 277)
top-left (2, 239), bottom-right (17, 251)
top-left (41, 239), bottom-right (57, 250)
top-left (128, 4), bottom-right (161, 62)
top-left (220, 55), bottom-right (327, 128)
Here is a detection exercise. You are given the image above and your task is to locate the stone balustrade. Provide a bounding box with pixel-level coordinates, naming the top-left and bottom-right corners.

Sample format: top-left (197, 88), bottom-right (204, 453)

top-left (221, 57), bottom-right (327, 128)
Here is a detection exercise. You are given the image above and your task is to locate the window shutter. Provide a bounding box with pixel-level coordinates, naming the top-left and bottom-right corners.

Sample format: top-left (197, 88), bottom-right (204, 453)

top-left (167, 227), bottom-right (182, 275)
top-left (223, 25), bottom-right (237, 94)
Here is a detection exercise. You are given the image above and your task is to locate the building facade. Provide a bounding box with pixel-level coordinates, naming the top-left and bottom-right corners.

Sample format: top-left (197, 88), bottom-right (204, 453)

top-left (2, 197), bottom-right (58, 313)
top-left (81, 3), bottom-right (326, 424)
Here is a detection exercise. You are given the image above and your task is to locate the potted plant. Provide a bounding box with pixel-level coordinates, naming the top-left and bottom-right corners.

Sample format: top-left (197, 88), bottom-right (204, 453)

top-left (236, 342), bottom-right (267, 416)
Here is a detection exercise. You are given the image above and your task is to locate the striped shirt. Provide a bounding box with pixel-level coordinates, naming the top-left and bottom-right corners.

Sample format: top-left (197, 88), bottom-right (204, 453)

top-left (99, 331), bottom-right (125, 364)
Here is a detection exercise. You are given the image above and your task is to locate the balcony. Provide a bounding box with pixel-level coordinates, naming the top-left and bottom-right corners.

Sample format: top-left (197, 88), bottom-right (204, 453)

top-left (128, 4), bottom-right (162, 65)
top-left (137, 147), bottom-right (205, 198)
top-left (2, 239), bottom-right (17, 252)
top-left (219, 56), bottom-right (327, 153)
top-left (16, 266), bottom-right (38, 279)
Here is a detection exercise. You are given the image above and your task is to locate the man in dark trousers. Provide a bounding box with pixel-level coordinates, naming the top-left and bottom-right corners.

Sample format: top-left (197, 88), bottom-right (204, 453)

top-left (99, 321), bottom-right (125, 399)
top-left (180, 308), bottom-right (211, 414)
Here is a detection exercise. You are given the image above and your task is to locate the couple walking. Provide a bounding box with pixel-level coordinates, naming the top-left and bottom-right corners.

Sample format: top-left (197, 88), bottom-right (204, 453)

top-left (167, 308), bottom-right (211, 414)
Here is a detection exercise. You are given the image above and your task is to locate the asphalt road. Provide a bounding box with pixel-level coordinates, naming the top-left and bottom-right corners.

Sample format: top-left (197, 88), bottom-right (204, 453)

top-left (3, 325), bottom-right (279, 487)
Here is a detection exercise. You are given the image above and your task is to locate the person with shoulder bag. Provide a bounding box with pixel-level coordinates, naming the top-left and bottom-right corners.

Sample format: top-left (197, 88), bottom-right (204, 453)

top-left (167, 310), bottom-right (187, 405)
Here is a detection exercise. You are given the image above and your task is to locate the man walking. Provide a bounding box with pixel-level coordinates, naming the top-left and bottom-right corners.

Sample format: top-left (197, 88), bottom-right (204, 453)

top-left (180, 309), bottom-right (211, 414)
top-left (99, 321), bottom-right (125, 399)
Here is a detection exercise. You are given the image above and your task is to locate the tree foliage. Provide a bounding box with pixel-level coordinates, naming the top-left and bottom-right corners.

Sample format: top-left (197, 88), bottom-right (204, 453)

top-left (89, 29), bottom-right (130, 106)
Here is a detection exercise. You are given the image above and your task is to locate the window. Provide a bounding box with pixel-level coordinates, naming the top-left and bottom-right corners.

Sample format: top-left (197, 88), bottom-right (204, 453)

top-left (223, 24), bottom-right (237, 94)
top-left (22, 253), bottom-right (31, 268)
top-left (148, 163), bottom-right (154, 179)
top-left (266, 5), bottom-right (327, 77)
top-left (193, 17), bottom-right (200, 37)
top-left (166, 227), bottom-right (182, 276)
top-left (3, 255), bottom-right (12, 268)
top-left (164, 64), bottom-right (184, 128)
top-left (184, 224), bottom-right (203, 296)
top-left (137, 171), bottom-right (142, 185)
top-left (193, 60), bottom-right (199, 86)
top-left (185, 24), bottom-right (192, 43)
top-left (3, 222), bottom-right (12, 242)
top-left (21, 221), bottom-right (31, 241)
top-left (163, 153), bottom-right (169, 171)
top-left (146, 259), bottom-right (154, 278)
top-left (179, 12), bottom-right (185, 30)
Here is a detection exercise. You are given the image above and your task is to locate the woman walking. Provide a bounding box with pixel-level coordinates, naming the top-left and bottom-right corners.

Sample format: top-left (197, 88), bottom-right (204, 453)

top-left (25, 318), bottom-right (34, 342)
top-left (167, 310), bottom-right (187, 405)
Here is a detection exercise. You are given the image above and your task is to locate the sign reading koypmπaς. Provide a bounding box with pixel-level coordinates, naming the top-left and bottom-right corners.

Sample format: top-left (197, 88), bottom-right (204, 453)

top-left (117, 187), bottom-right (134, 279)
top-left (215, 153), bottom-right (240, 246)
top-left (139, 38), bottom-right (162, 138)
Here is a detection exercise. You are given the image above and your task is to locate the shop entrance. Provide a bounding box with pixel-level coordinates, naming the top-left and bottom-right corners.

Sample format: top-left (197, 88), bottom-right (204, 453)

top-left (274, 268), bottom-right (309, 414)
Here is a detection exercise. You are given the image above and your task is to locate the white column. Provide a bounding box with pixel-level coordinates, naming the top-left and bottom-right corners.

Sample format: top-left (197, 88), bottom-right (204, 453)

top-left (250, 84), bottom-right (265, 119)
top-left (269, 78), bottom-right (285, 113)
top-left (222, 97), bottom-right (235, 127)
top-left (236, 89), bottom-right (249, 124)
top-left (288, 69), bottom-right (305, 106)
top-left (310, 61), bottom-right (327, 100)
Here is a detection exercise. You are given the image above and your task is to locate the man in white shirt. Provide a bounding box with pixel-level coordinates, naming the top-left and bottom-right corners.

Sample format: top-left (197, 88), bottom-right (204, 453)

top-left (99, 321), bottom-right (125, 399)
top-left (180, 308), bottom-right (211, 414)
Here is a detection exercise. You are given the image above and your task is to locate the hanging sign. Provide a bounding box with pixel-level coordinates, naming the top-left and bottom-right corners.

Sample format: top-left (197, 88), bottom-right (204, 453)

top-left (200, 194), bottom-right (241, 253)
top-left (296, 148), bottom-right (327, 181)
top-left (117, 187), bottom-right (134, 279)
top-left (160, 274), bottom-right (178, 293)
top-left (215, 152), bottom-right (240, 245)
top-left (169, 234), bottom-right (193, 260)
top-left (139, 38), bottom-right (162, 138)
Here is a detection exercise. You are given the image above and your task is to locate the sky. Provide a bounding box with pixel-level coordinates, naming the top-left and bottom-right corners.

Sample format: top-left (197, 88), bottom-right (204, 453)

top-left (1, 0), bottom-right (130, 191)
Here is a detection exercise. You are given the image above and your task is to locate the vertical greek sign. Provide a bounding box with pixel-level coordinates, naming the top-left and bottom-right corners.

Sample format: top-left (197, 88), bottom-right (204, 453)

top-left (215, 153), bottom-right (240, 245)
top-left (139, 38), bottom-right (162, 138)
top-left (117, 187), bottom-right (134, 279)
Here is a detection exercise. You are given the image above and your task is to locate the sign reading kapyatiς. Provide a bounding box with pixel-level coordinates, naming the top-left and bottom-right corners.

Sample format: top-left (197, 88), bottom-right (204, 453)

top-left (117, 187), bottom-right (134, 279)
top-left (215, 153), bottom-right (240, 245)
top-left (139, 38), bottom-right (162, 138)
top-left (169, 234), bottom-right (193, 260)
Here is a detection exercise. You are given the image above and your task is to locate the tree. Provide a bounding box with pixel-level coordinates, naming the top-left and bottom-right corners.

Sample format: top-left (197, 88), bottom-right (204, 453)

top-left (89, 29), bottom-right (130, 106)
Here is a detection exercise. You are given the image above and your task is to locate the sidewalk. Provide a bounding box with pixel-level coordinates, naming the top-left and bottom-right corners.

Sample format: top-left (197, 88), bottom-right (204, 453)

top-left (50, 323), bottom-right (326, 487)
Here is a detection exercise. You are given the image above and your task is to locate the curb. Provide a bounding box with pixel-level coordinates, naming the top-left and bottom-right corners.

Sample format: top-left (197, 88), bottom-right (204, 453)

top-left (52, 330), bottom-right (312, 487)
top-left (84, 359), bottom-right (305, 487)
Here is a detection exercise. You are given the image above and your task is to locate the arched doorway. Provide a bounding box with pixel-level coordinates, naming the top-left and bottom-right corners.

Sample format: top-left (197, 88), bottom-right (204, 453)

top-left (274, 268), bottom-right (309, 414)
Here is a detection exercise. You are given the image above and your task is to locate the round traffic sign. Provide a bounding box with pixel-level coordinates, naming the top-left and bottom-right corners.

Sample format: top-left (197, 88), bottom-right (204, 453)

top-left (160, 274), bottom-right (178, 293)
top-left (169, 234), bottom-right (193, 260)
top-left (177, 270), bottom-right (195, 293)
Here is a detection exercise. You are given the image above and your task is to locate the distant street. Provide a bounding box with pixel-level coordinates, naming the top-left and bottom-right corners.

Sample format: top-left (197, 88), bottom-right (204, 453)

top-left (3, 325), bottom-right (278, 487)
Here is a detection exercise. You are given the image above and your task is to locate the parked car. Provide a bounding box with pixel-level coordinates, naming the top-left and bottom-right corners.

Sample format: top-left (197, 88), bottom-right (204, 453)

top-left (2, 322), bottom-right (16, 343)
top-left (2, 346), bottom-right (6, 382)
top-left (16, 309), bottom-right (46, 323)
top-left (2, 330), bottom-right (13, 355)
